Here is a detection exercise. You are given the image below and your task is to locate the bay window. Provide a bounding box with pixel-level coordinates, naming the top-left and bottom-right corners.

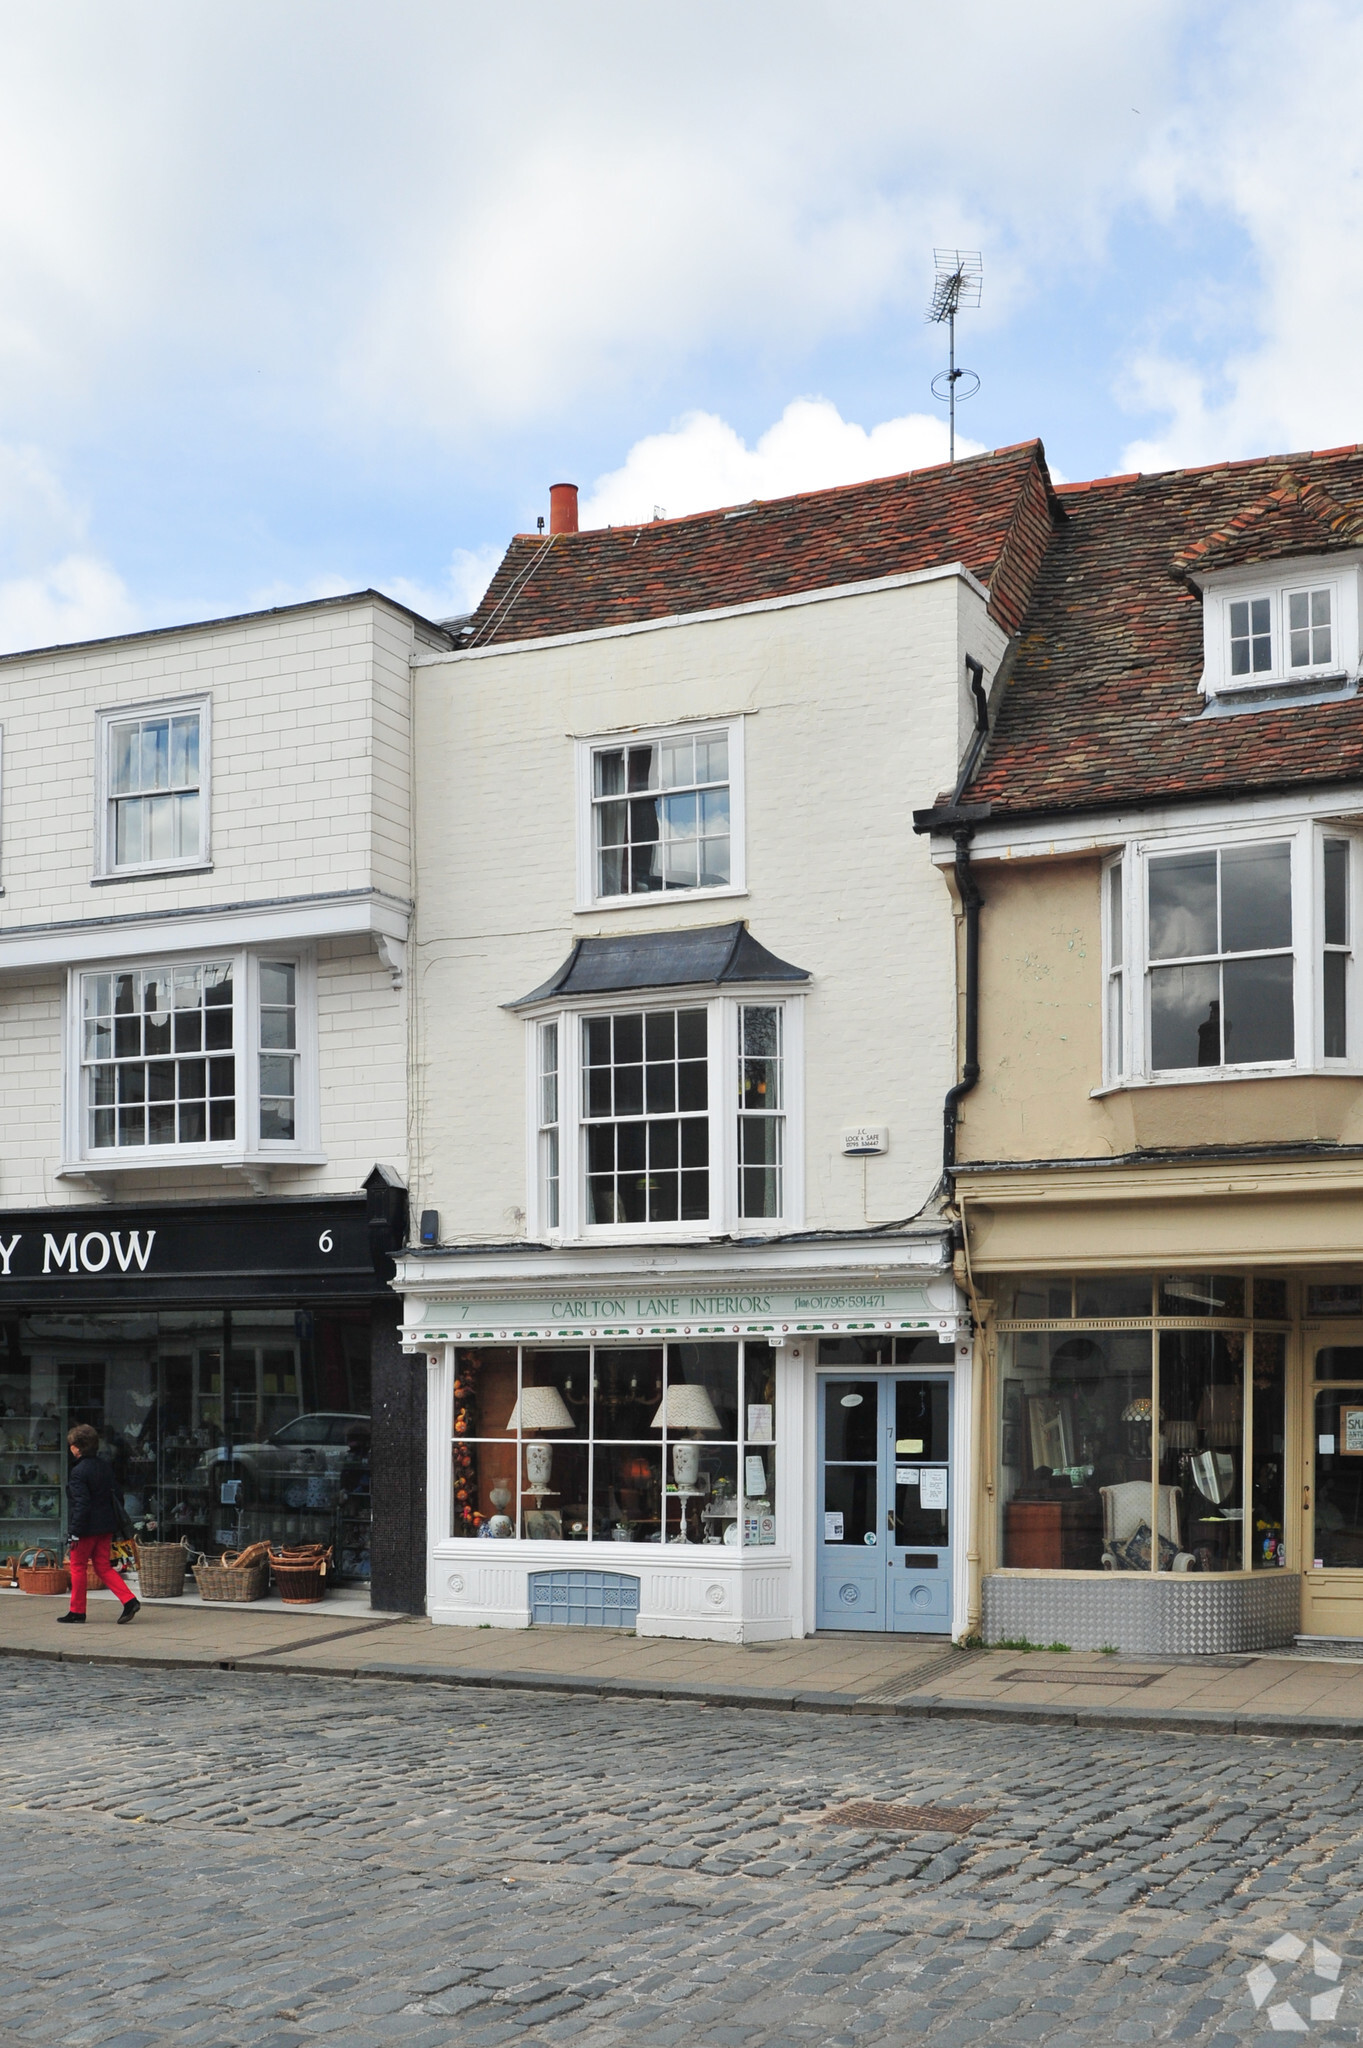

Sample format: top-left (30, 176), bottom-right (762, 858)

top-left (527, 994), bottom-right (800, 1239)
top-left (1103, 825), bottom-right (1358, 1084)
top-left (451, 1338), bottom-right (778, 1547)
top-left (68, 950), bottom-right (314, 1167)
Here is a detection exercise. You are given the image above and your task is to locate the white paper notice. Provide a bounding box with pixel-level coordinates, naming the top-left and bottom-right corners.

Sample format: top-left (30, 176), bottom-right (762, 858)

top-left (919, 1468), bottom-right (948, 1510)
top-left (824, 1511), bottom-right (844, 1541)
top-left (1320, 1434), bottom-right (1337, 1455)
top-left (896, 1467), bottom-right (918, 1485)
top-left (747, 1404), bottom-right (774, 1443)
top-left (745, 1454), bottom-right (768, 1496)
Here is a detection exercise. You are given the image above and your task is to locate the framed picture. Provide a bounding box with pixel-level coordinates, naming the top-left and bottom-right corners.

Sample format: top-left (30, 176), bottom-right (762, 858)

top-left (522, 1508), bottom-right (563, 1540)
top-left (1341, 1406), bottom-right (1363, 1456)
top-left (1028, 1394), bottom-right (1075, 1474)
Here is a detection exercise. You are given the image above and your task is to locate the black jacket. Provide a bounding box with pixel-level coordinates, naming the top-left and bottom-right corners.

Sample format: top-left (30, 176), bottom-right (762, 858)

top-left (67, 1453), bottom-right (122, 1539)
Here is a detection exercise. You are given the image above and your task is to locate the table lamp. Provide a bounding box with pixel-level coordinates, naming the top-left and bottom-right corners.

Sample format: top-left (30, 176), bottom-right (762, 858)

top-left (651, 1382), bottom-right (722, 1490)
top-left (508, 1384), bottom-right (575, 1499)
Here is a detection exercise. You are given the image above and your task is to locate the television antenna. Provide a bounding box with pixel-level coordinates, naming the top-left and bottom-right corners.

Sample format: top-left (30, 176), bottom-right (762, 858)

top-left (927, 249), bottom-right (982, 461)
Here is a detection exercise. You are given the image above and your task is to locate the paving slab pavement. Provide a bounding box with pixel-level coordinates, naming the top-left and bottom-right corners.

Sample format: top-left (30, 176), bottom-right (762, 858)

top-left (7, 1585), bottom-right (1363, 1734)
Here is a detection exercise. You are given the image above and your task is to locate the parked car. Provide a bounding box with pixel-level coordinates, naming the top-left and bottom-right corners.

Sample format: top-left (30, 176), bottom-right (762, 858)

top-left (199, 1412), bottom-right (370, 1495)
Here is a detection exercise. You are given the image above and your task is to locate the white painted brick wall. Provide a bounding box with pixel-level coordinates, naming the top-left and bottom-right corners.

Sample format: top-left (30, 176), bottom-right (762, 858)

top-left (410, 576), bottom-right (994, 1240)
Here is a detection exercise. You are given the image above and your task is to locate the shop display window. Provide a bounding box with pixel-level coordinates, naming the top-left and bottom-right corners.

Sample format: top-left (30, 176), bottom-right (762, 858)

top-left (451, 1338), bottom-right (777, 1547)
top-left (0, 1304), bottom-right (374, 1580)
top-left (997, 1273), bottom-right (1288, 1575)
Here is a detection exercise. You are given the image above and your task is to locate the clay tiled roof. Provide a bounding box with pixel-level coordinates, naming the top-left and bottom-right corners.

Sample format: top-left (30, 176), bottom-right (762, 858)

top-left (966, 446), bottom-right (1363, 820)
top-left (464, 442), bottom-right (1060, 647)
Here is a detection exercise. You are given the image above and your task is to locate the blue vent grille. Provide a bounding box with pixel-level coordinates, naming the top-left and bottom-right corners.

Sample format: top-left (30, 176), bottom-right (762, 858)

top-left (529, 1570), bottom-right (641, 1629)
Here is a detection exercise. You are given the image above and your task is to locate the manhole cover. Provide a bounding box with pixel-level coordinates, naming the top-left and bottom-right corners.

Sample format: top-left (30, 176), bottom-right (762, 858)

top-left (824, 1801), bottom-right (988, 1833)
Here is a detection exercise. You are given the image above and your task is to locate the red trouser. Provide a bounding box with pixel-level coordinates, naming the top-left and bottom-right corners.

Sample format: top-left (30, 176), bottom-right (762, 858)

top-left (67, 1534), bottom-right (133, 1614)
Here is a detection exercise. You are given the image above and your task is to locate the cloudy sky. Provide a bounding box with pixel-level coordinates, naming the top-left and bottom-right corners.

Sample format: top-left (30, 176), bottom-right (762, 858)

top-left (0, 0), bottom-right (1358, 650)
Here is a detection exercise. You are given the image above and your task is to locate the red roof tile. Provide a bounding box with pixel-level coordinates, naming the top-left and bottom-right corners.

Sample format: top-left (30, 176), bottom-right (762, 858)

top-left (464, 443), bottom-right (1060, 647)
top-left (967, 445), bottom-right (1363, 820)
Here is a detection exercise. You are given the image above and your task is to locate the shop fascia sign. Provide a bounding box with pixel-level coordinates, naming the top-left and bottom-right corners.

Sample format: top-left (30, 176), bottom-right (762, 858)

top-left (405, 1281), bottom-right (964, 1345)
top-left (0, 1227), bottom-right (159, 1278)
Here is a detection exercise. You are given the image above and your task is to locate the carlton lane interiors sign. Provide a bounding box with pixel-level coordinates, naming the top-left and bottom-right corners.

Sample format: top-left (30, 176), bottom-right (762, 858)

top-left (0, 1197), bottom-right (376, 1302)
top-left (406, 1279), bottom-right (964, 1344)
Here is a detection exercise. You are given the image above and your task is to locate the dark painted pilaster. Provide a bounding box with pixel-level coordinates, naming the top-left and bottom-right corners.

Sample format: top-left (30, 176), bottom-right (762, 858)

top-left (369, 1297), bottom-right (427, 1614)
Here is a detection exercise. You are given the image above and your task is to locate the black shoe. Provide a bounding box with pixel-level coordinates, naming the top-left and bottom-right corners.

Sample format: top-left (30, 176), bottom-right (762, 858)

top-left (117, 1597), bottom-right (141, 1624)
top-left (57, 1611), bottom-right (85, 1624)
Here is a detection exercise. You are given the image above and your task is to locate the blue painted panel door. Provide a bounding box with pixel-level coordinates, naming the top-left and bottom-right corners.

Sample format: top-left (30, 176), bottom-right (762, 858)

top-left (816, 1374), bottom-right (952, 1634)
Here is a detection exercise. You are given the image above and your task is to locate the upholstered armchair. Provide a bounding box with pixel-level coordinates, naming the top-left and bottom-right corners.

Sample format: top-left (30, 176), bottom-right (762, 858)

top-left (1100, 1481), bottom-right (1197, 1571)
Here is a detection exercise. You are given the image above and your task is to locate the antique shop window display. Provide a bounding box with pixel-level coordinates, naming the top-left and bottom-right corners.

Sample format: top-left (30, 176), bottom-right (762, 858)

top-left (451, 1339), bottom-right (777, 1545)
top-left (0, 1306), bottom-right (373, 1578)
top-left (997, 1274), bottom-right (1288, 1574)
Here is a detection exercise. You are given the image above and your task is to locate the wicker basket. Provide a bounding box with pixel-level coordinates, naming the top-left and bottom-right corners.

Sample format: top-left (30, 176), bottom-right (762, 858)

top-left (0, 1554), bottom-right (17, 1589)
top-left (135, 1542), bottom-right (188, 1600)
top-left (268, 1543), bottom-right (332, 1605)
top-left (193, 1550), bottom-right (269, 1602)
top-left (17, 1547), bottom-right (68, 1596)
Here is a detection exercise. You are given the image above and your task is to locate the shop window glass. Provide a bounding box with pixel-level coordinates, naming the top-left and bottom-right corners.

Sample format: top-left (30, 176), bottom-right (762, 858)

top-left (998, 1275), bottom-right (1287, 1576)
top-left (1160, 1330), bottom-right (1243, 1573)
top-left (1159, 1273), bottom-right (1245, 1318)
top-left (1254, 1277), bottom-right (1290, 1321)
top-left (0, 1305), bottom-right (372, 1579)
top-left (452, 1339), bottom-right (775, 1547)
top-left (1075, 1276), bottom-right (1154, 1318)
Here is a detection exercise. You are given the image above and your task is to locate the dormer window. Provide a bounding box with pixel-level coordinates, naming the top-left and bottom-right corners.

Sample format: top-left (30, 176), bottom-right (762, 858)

top-left (1199, 559), bottom-right (1358, 701)
top-left (1228, 595), bottom-right (1272, 677)
top-left (1228, 586), bottom-right (1332, 680)
top-left (1288, 587), bottom-right (1332, 669)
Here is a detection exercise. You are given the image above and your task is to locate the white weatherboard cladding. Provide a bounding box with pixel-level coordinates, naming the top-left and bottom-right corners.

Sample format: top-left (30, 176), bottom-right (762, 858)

top-left (0, 597), bottom-right (415, 927)
top-left (411, 572), bottom-right (1001, 1241)
top-left (0, 597), bottom-right (416, 1201)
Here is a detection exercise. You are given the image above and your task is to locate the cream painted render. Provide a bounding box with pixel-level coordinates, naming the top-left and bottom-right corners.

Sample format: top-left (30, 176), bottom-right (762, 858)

top-left (409, 570), bottom-right (1008, 1241)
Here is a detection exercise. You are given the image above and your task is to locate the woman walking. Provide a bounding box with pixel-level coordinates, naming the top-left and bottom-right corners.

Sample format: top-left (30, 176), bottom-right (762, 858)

top-left (60, 1424), bottom-right (139, 1624)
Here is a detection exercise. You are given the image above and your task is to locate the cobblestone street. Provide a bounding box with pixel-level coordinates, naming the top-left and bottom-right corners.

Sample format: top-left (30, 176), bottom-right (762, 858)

top-left (3, 1658), bottom-right (1362, 2048)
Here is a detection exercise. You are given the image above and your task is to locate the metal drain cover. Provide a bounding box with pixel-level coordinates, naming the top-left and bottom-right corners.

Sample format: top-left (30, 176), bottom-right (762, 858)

top-left (824, 1801), bottom-right (988, 1833)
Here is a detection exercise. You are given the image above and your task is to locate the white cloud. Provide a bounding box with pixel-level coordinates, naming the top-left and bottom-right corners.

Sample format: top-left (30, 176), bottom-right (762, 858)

top-left (581, 399), bottom-right (983, 528)
top-left (0, 554), bottom-right (138, 654)
top-left (381, 546), bottom-right (504, 623)
top-left (0, 439), bottom-right (137, 653)
top-left (1118, 0), bottom-right (1363, 470)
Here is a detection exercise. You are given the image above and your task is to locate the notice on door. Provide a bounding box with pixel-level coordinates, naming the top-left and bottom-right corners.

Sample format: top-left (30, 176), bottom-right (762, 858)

top-left (920, 1469), bottom-right (948, 1510)
top-left (824, 1511), bottom-right (844, 1542)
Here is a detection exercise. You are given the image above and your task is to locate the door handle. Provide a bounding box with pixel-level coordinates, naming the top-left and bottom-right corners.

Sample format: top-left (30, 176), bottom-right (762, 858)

top-left (886, 1509), bottom-right (895, 1532)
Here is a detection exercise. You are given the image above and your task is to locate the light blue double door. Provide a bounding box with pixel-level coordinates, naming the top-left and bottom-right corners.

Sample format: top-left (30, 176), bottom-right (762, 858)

top-left (816, 1373), bottom-right (953, 1633)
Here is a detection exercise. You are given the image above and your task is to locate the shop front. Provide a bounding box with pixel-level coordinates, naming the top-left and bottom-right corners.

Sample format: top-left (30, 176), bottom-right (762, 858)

top-left (0, 1186), bottom-right (417, 1608)
top-left (959, 1161), bottom-right (1363, 1653)
top-left (398, 1243), bottom-right (972, 1642)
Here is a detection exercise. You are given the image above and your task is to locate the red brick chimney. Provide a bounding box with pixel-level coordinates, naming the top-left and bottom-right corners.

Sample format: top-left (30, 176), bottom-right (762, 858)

top-left (549, 482), bottom-right (579, 535)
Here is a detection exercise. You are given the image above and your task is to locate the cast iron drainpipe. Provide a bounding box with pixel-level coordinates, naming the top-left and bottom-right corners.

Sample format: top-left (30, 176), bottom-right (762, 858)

top-left (940, 653), bottom-right (988, 1191)
top-left (942, 822), bottom-right (982, 1189)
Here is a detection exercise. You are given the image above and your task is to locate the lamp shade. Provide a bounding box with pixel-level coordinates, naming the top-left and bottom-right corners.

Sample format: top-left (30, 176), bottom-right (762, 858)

top-left (650, 1383), bottom-right (722, 1433)
top-left (507, 1385), bottom-right (575, 1432)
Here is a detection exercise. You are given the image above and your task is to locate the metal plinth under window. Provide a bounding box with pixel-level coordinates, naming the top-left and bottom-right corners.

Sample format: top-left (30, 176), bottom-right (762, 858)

top-left (529, 1569), bottom-right (641, 1628)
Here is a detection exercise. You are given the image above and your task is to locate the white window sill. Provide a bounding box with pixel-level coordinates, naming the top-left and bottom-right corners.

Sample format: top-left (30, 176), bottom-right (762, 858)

top-left (1090, 1065), bottom-right (1363, 1098)
top-left (59, 1149), bottom-right (326, 1180)
top-left (434, 1535), bottom-right (788, 1562)
top-left (576, 883), bottom-right (748, 916)
top-left (91, 861), bottom-right (214, 886)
